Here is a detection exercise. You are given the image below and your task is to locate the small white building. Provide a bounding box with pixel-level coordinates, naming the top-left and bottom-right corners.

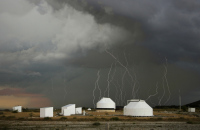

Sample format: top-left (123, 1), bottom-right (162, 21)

top-left (13, 106), bottom-right (22, 112)
top-left (96, 97), bottom-right (116, 112)
top-left (124, 99), bottom-right (153, 116)
top-left (87, 108), bottom-right (91, 110)
top-left (188, 108), bottom-right (195, 112)
top-left (75, 107), bottom-right (82, 114)
top-left (61, 104), bottom-right (75, 116)
top-left (63, 109), bottom-right (71, 116)
top-left (40, 107), bottom-right (53, 118)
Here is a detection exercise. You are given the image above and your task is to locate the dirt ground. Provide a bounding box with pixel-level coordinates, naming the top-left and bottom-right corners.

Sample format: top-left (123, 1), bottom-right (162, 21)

top-left (1, 121), bottom-right (200, 130)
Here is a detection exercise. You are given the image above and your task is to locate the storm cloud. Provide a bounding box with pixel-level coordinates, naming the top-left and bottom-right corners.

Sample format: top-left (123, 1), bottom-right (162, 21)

top-left (0, 0), bottom-right (200, 108)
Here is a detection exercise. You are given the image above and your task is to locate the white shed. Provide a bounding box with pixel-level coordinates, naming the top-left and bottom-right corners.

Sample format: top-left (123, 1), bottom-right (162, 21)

top-left (13, 106), bottom-right (22, 112)
top-left (61, 104), bottom-right (75, 115)
top-left (63, 109), bottom-right (71, 116)
top-left (40, 107), bottom-right (53, 118)
top-left (75, 107), bottom-right (82, 114)
top-left (96, 97), bottom-right (116, 112)
top-left (123, 99), bottom-right (153, 116)
top-left (188, 108), bottom-right (195, 112)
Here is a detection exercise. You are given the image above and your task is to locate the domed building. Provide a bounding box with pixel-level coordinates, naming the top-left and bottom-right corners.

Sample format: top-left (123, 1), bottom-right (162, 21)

top-left (123, 99), bottom-right (153, 116)
top-left (96, 97), bottom-right (116, 112)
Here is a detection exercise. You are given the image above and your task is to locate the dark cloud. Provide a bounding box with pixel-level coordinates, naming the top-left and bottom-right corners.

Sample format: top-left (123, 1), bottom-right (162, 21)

top-left (0, 0), bottom-right (200, 108)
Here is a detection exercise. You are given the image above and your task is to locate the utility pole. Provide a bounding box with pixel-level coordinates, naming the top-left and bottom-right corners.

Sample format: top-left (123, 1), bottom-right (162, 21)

top-left (179, 90), bottom-right (181, 111)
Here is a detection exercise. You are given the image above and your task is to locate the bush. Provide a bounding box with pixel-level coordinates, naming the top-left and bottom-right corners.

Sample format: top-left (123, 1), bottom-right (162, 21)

top-left (44, 117), bottom-right (51, 120)
top-left (93, 117), bottom-right (98, 120)
top-left (18, 117), bottom-right (25, 120)
top-left (12, 110), bottom-right (18, 113)
top-left (29, 113), bottom-right (33, 117)
top-left (187, 121), bottom-right (194, 124)
top-left (110, 117), bottom-right (119, 121)
top-left (73, 117), bottom-right (77, 119)
top-left (60, 117), bottom-right (67, 120)
top-left (4, 109), bottom-right (10, 112)
top-left (101, 117), bottom-right (106, 120)
top-left (187, 121), bottom-right (200, 124)
top-left (0, 112), bottom-right (3, 115)
top-left (6, 116), bottom-right (15, 119)
top-left (182, 106), bottom-right (187, 112)
top-left (93, 122), bottom-right (101, 126)
top-left (157, 118), bottom-right (163, 120)
top-left (22, 108), bottom-right (29, 112)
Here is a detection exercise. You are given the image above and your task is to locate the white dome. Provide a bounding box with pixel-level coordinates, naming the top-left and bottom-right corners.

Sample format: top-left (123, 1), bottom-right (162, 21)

top-left (96, 97), bottom-right (116, 109)
top-left (124, 99), bottom-right (153, 116)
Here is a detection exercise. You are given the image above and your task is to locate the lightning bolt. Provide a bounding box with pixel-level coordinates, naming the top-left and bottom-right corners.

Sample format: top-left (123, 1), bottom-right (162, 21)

top-left (146, 82), bottom-right (159, 101)
top-left (164, 58), bottom-right (171, 105)
top-left (104, 63), bottom-right (113, 97)
top-left (93, 70), bottom-right (99, 109)
top-left (96, 70), bottom-right (102, 100)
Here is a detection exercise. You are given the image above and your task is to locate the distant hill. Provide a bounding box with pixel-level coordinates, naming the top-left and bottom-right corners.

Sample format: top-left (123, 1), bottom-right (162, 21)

top-left (185, 100), bottom-right (200, 108)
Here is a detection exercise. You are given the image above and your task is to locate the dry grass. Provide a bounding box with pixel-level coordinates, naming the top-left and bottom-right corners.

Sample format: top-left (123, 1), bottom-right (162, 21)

top-left (0, 109), bottom-right (199, 121)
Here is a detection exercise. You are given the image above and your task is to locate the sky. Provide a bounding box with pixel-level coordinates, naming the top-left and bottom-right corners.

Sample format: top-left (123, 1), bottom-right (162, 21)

top-left (0, 0), bottom-right (200, 109)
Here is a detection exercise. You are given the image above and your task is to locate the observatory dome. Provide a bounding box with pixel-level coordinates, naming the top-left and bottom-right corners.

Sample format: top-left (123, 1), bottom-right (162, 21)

top-left (123, 99), bottom-right (153, 116)
top-left (96, 97), bottom-right (116, 110)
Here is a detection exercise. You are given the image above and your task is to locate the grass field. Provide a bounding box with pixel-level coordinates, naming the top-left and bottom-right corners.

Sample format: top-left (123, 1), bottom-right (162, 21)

top-left (0, 109), bottom-right (200, 122)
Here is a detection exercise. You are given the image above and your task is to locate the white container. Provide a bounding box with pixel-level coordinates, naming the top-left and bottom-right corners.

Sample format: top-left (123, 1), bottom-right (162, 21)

top-left (61, 104), bottom-right (75, 115)
top-left (63, 109), bottom-right (71, 116)
top-left (188, 108), bottom-right (195, 112)
top-left (123, 99), bottom-right (153, 116)
top-left (96, 97), bottom-right (116, 109)
top-left (40, 107), bottom-right (53, 117)
top-left (75, 107), bottom-right (82, 114)
top-left (13, 106), bottom-right (22, 112)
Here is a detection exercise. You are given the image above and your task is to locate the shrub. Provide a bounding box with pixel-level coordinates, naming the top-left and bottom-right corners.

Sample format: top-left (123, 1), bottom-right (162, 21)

top-left (93, 117), bottom-right (98, 120)
top-left (187, 121), bottom-right (194, 124)
top-left (6, 116), bottom-right (15, 119)
top-left (12, 110), bottom-right (18, 113)
top-left (110, 117), bottom-right (119, 121)
top-left (4, 109), bottom-right (10, 112)
top-left (182, 106), bottom-right (187, 112)
top-left (93, 122), bottom-right (101, 126)
top-left (44, 117), bottom-right (51, 120)
top-left (101, 117), bottom-right (106, 120)
top-left (22, 108), bottom-right (29, 112)
top-left (0, 112), bottom-right (3, 115)
top-left (18, 117), bottom-right (25, 120)
top-left (105, 113), bottom-right (109, 115)
top-left (73, 117), bottom-right (77, 119)
top-left (157, 118), bottom-right (163, 120)
top-left (29, 113), bottom-right (33, 117)
top-left (187, 121), bottom-right (200, 124)
top-left (60, 117), bottom-right (67, 120)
